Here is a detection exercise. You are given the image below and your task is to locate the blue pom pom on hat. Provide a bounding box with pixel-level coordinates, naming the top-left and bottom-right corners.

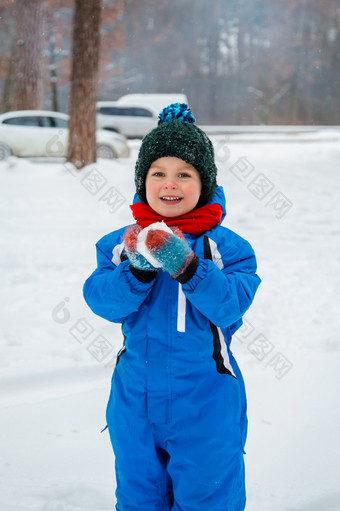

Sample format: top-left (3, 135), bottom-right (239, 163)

top-left (158, 103), bottom-right (196, 125)
top-left (135, 102), bottom-right (217, 207)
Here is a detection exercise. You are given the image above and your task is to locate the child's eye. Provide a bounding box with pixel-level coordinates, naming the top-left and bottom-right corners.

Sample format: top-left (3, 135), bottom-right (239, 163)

top-left (178, 172), bottom-right (191, 178)
top-left (151, 171), bottom-right (164, 177)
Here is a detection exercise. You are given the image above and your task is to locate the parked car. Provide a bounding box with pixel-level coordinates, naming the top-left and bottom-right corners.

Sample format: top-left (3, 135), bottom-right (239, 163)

top-left (0, 110), bottom-right (130, 161)
top-left (96, 102), bottom-right (158, 138)
top-left (96, 93), bottom-right (189, 138)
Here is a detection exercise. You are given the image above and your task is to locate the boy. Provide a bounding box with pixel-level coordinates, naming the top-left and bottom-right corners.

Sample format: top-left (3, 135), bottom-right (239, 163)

top-left (83, 103), bottom-right (261, 510)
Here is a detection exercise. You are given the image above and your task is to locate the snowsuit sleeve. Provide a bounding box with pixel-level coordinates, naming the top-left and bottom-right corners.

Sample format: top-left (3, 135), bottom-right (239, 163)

top-left (182, 232), bottom-right (261, 328)
top-left (83, 230), bottom-right (155, 323)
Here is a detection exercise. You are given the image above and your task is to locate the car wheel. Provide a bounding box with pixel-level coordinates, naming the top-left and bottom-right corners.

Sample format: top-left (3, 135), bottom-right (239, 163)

top-left (0, 142), bottom-right (12, 161)
top-left (96, 144), bottom-right (117, 159)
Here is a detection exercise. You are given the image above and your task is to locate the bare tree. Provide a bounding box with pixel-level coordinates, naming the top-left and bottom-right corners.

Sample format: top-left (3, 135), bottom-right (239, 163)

top-left (11, 0), bottom-right (43, 110)
top-left (67, 0), bottom-right (101, 169)
top-left (1, 0), bottom-right (339, 125)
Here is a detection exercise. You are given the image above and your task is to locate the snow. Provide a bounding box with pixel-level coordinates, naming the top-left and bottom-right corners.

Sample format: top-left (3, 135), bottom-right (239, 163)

top-left (1, 130), bottom-right (340, 510)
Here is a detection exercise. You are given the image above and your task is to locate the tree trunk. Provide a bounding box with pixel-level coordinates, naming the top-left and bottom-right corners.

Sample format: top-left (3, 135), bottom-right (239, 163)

top-left (11, 0), bottom-right (43, 110)
top-left (67, 0), bottom-right (101, 169)
top-left (47, 22), bottom-right (59, 112)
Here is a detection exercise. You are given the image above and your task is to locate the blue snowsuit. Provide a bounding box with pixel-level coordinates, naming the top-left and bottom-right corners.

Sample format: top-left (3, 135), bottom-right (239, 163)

top-left (83, 187), bottom-right (261, 511)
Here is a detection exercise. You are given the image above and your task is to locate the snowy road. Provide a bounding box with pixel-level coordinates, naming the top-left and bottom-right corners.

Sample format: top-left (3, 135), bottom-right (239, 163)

top-left (1, 131), bottom-right (340, 510)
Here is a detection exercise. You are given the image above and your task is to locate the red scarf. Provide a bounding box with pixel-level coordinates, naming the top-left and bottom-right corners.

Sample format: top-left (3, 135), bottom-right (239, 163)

top-left (130, 202), bottom-right (223, 235)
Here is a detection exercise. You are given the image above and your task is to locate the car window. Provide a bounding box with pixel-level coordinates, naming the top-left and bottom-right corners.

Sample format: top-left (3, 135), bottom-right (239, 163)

top-left (39, 116), bottom-right (53, 127)
top-left (3, 116), bottom-right (44, 127)
top-left (49, 117), bottom-right (68, 128)
top-left (98, 107), bottom-right (127, 116)
top-left (128, 108), bottom-right (153, 117)
top-left (2, 115), bottom-right (68, 128)
top-left (98, 106), bottom-right (153, 118)
top-left (98, 107), bottom-right (114, 116)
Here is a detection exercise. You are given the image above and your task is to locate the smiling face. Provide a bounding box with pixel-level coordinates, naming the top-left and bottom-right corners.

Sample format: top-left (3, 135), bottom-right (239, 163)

top-left (145, 157), bottom-right (202, 217)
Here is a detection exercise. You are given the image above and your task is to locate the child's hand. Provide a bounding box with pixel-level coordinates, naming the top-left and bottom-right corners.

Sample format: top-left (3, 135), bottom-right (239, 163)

top-left (123, 225), bottom-right (157, 272)
top-left (144, 226), bottom-right (198, 281)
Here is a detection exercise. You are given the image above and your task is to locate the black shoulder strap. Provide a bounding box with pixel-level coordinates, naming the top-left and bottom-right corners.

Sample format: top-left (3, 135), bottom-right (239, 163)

top-left (203, 235), bottom-right (212, 260)
top-left (204, 236), bottom-right (236, 378)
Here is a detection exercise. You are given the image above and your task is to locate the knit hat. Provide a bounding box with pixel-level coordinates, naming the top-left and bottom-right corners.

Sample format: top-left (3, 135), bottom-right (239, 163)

top-left (135, 103), bottom-right (217, 207)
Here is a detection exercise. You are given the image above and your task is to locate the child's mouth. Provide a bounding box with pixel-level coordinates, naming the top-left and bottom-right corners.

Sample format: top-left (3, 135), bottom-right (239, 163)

top-left (160, 196), bottom-right (183, 204)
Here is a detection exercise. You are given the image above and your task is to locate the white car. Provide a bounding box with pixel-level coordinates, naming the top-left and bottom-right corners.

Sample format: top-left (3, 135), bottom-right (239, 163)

top-left (96, 102), bottom-right (158, 138)
top-left (96, 94), bottom-right (189, 139)
top-left (115, 93), bottom-right (189, 114)
top-left (0, 110), bottom-right (130, 161)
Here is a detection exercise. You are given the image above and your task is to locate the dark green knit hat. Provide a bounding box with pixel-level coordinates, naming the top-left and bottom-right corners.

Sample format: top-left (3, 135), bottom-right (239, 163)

top-left (135, 103), bottom-right (217, 206)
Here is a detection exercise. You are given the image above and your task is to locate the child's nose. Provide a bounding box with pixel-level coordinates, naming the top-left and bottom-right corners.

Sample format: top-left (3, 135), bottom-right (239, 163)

top-left (164, 178), bottom-right (177, 189)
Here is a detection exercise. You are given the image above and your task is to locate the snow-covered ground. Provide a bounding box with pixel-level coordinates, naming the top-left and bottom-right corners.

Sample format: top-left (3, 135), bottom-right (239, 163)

top-left (1, 130), bottom-right (340, 510)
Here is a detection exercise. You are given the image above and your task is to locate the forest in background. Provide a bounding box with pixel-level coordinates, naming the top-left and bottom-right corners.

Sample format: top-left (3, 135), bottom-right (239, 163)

top-left (0, 0), bottom-right (339, 125)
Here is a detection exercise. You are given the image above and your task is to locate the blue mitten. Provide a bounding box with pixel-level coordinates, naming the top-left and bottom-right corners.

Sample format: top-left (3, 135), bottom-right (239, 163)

top-left (123, 225), bottom-right (156, 272)
top-left (144, 227), bottom-right (198, 282)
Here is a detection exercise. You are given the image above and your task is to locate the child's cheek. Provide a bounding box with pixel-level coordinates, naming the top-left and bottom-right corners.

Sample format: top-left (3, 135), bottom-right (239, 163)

top-left (146, 181), bottom-right (159, 200)
top-left (184, 182), bottom-right (201, 198)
